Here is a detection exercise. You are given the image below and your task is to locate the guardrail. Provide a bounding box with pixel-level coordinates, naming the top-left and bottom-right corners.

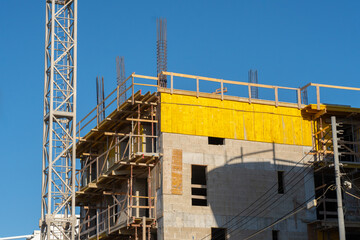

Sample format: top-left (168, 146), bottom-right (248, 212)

top-left (77, 193), bottom-right (156, 240)
top-left (300, 83), bottom-right (360, 110)
top-left (76, 73), bottom-right (158, 139)
top-left (76, 71), bottom-right (360, 139)
top-left (162, 71), bottom-right (301, 107)
top-left (76, 134), bottom-right (157, 190)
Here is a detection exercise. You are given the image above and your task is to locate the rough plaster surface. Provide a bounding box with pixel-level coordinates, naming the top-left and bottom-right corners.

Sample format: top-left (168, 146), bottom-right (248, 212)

top-left (156, 133), bottom-right (316, 240)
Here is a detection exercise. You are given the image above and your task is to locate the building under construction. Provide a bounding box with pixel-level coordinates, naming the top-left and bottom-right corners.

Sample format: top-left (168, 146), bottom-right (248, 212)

top-left (73, 69), bottom-right (360, 239)
top-left (40, 1), bottom-right (360, 240)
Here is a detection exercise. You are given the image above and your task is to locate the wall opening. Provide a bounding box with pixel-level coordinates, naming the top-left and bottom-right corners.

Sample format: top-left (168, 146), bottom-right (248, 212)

top-left (314, 169), bottom-right (338, 220)
top-left (211, 227), bottom-right (226, 240)
top-left (272, 230), bottom-right (279, 240)
top-left (208, 137), bottom-right (225, 145)
top-left (277, 171), bottom-right (284, 194)
top-left (191, 165), bottom-right (207, 206)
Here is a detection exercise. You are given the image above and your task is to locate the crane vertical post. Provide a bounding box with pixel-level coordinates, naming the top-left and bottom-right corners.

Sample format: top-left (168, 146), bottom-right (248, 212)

top-left (41, 0), bottom-right (77, 239)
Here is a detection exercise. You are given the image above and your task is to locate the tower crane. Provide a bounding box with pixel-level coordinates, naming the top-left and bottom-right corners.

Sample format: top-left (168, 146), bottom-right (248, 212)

top-left (40, 0), bottom-right (77, 239)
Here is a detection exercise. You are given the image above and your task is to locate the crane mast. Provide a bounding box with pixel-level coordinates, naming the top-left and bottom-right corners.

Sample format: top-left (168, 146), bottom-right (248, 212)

top-left (41, 0), bottom-right (77, 239)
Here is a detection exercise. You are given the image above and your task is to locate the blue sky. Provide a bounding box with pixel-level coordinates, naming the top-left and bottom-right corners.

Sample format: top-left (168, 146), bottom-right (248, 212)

top-left (1, 0), bottom-right (360, 236)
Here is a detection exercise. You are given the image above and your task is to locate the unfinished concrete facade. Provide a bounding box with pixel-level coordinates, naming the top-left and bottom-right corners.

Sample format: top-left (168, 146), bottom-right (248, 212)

top-left (157, 89), bottom-right (316, 240)
top-left (159, 133), bottom-right (315, 239)
top-left (75, 72), bottom-right (360, 240)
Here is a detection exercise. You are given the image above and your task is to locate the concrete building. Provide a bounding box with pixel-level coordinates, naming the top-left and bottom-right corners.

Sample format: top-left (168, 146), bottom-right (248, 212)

top-left (75, 72), bottom-right (360, 240)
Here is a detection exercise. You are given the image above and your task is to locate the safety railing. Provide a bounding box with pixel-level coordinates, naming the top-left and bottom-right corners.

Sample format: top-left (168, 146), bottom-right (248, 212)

top-left (300, 83), bottom-right (360, 110)
top-left (76, 73), bottom-right (158, 139)
top-left (128, 194), bottom-right (156, 220)
top-left (78, 195), bottom-right (128, 239)
top-left (76, 71), bottom-right (360, 140)
top-left (163, 72), bottom-right (360, 110)
top-left (162, 72), bottom-right (302, 107)
top-left (77, 193), bottom-right (156, 240)
top-left (76, 134), bottom-right (158, 190)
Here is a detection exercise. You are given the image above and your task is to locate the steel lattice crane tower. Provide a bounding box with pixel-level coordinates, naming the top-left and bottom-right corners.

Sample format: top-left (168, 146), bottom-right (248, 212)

top-left (40, 0), bottom-right (77, 239)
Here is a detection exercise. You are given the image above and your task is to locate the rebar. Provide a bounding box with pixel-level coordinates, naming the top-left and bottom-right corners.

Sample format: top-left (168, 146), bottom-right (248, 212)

top-left (248, 69), bottom-right (259, 99)
top-left (157, 18), bottom-right (167, 87)
top-left (96, 76), bottom-right (105, 122)
top-left (116, 56), bottom-right (126, 104)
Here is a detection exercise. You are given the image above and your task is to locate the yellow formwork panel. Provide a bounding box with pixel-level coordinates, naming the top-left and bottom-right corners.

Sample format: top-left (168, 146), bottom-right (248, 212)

top-left (161, 93), bottom-right (313, 146)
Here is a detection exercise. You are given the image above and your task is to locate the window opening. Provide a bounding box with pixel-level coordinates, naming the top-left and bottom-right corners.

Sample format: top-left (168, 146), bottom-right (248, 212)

top-left (211, 228), bottom-right (226, 240)
top-left (277, 171), bottom-right (284, 194)
top-left (208, 137), bottom-right (225, 145)
top-left (191, 165), bottom-right (207, 206)
top-left (272, 230), bottom-right (279, 240)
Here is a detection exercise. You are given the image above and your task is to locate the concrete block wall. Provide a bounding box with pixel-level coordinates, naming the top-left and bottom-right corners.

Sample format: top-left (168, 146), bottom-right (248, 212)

top-left (156, 132), bottom-right (316, 240)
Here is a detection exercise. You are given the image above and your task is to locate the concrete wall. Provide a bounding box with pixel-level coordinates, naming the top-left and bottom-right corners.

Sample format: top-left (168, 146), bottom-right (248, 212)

top-left (157, 132), bottom-right (316, 240)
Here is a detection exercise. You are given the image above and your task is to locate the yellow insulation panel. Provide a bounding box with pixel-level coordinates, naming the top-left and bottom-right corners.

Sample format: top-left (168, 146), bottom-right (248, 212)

top-left (161, 93), bottom-right (312, 146)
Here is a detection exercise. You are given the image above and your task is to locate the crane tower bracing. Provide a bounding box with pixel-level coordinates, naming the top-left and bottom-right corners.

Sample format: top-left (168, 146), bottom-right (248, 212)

top-left (41, 0), bottom-right (77, 239)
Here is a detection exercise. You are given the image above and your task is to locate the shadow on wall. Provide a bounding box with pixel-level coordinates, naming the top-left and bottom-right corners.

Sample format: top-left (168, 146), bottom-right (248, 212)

top-left (196, 143), bottom-right (316, 240)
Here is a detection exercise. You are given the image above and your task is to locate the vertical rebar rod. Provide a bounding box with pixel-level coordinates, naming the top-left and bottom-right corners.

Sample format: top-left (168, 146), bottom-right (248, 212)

top-left (302, 88), bottom-right (308, 105)
top-left (248, 69), bottom-right (259, 99)
top-left (254, 70), bottom-right (258, 98)
top-left (102, 77), bottom-right (105, 119)
top-left (116, 56), bottom-right (126, 104)
top-left (96, 76), bottom-right (105, 122)
top-left (96, 76), bottom-right (99, 123)
top-left (157, 18), bottom-right (167, 87)
top-left (331, 116), bottom-right (346, 240)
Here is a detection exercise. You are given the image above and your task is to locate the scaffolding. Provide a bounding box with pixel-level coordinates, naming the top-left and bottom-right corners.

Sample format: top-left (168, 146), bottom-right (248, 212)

top-left (74, 71), bottom-right (360, 239)
top-left (76, 86), bottom-right (159, 239)
top-left (302, 104), bottom-right (360, 235)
